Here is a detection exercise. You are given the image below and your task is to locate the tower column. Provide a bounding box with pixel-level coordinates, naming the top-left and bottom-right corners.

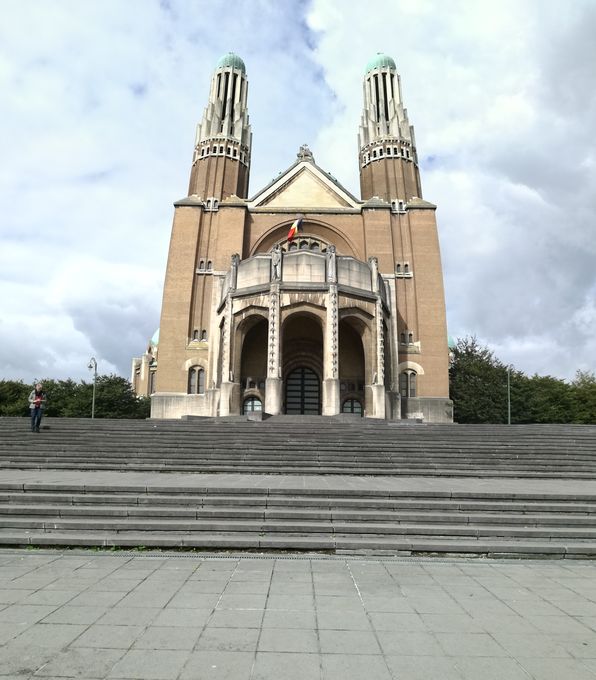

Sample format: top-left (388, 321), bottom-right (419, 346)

top-left (265, 278), bottom-right (282, 415)
top-left (323, 248), bottom-right (340, 416)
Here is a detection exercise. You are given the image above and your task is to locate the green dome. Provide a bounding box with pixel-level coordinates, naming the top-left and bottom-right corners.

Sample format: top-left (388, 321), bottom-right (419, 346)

top-left (448, 335), bottom-right (457, 350)
top-left (150, 328), bottom-right (160, 347)
top-left (216, 52), bottom-right (246, 73)
top-left (365, 53), bottom-right (396, 74)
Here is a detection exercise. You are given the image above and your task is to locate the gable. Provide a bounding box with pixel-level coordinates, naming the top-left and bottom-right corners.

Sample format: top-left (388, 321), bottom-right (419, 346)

top-left (249, 162), bottom-right (359, 210)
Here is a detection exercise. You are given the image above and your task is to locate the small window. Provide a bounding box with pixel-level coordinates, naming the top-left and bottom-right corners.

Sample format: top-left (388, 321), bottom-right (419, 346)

top-left (199, 260), bottom-right (205, 271)
top-left (400, 333), bottom-right (406, 344)
top-left (243, 397), bottom-right (262, 414)
top-left (404, 263), bottom-right (409, 273)
top-left (201, 330), bottom-right (207, 341)
top-left (342, 398), bottom-right (363, 416)
top-left (212, 145), bottom-right (217, 153)
top-left (200, 148), bottom-right (205, 157)
top-left (219, 145), bottom-right (224, 154)
top-left (149, 371), bottom-right (156, 395)
top-left (373, 150), bottom-right (377, 158)
top-left (378, 148), bottom-right (383, 156)
top-left (408, 333), bottom-right (413, 344)
top-left (400, 371), bottom-right (417, 398)
top-left (192, 330), bottom-right (199, 341)
top-left (396, 264), bottom-right (401, 273)
top-left (207, 260), bottom-right (213, 271)
top-left (188, 367), bottom-right (205, 395)
top-left (233, 148), bottom-right (237, 157)
top-left (394, 146), bottom-right (398, 155)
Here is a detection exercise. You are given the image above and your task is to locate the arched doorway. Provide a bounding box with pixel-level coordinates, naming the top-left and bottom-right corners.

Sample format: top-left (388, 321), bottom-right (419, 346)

top-left (285, 367), bottom-right (321, 415)
top-left (282, 313), bottom-right (323, 415)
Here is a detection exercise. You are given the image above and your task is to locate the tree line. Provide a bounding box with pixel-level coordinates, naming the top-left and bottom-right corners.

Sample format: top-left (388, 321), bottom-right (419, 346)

top-left (450, 337), bottom-right (596, 424)
top-left (0, 375), bottom-right (150, 419)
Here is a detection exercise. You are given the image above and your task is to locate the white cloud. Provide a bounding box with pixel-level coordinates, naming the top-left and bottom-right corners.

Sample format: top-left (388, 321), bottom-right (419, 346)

top-left (0, 0), bottom-right (594, 383)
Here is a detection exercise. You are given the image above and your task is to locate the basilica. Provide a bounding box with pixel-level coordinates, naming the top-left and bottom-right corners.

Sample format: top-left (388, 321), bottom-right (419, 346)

top-left (132, 52), bottom-right (452, 422)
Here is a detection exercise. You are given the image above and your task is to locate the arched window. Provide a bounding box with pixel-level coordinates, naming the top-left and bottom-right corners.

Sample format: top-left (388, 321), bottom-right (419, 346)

top-left (243, 396), bottom-right (262, 414)
top-left (207, 260), bottom-right (213, 271)
top-left (199, 260), bottom-right (205, 271)
top-left (342, 398), bottom-right (363, 416)
top-left (188, 367), bottom-right (205, 395)
top-left (400, 371), bottom-right (417, 398)
top-left (201, 330), bottom-right (207, 341)
top-left (404, 263), bottom-right (410, 273)
top-left (396, 264), bottom-right (401, 273)
top-left (408, 332), bottom-right (414, 344)
top-left (400, 333), bottom-right (406, 344)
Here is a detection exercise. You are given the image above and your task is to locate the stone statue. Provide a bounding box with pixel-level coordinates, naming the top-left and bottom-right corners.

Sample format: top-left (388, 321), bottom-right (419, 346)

top-left (271, 245), bottom-right (282, 280)
top-left (230, 253), bottom-right (239, 290)
top-left (327, 245), bottom-right (337, 282)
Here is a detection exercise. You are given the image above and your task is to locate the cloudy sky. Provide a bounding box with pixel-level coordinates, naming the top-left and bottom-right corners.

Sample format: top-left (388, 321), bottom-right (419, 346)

top-left (1, 0), bottom-right (595, 384)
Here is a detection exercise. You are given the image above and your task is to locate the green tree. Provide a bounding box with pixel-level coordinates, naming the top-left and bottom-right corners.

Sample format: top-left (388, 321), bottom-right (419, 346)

top-left (570, 370), bottom-right (596, 424)
top-left (449, 337), bottom-right (510, 423)
top-left (0, 380), bottom-right (30, 416)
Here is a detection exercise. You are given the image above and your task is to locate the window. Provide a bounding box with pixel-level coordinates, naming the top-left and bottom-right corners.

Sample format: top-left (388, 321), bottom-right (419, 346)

top-left (342, 398), bottom-right (363, 416)
top-left (201, 330), bottom-right (207, 341)
top-left (404, 263), bottom-right (410, 273)
top-left (396, 264), bottom-right (401, 273)
top-left (207, 260), bottom-right (213, 271)
top-left (243, 396), bottom-right (262, 414)
top-left (400, 371), bottom-right (417, 398)
top-left (188, 367), bottom-right (205, 395)
top-left (408, 332), bottom-right (413, 344)
top-left (198, 260), bottom-right (205, 271)
top-left (400, 333), bottom-right (406, 344)
top-left (149, 371), bottom-right (156, 395)
top-left (192, 330), bottom-right (199, 341)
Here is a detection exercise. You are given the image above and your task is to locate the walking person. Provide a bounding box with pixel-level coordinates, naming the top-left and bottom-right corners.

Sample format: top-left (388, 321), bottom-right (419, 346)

top-left (28, 382), bottom-right (47, 432)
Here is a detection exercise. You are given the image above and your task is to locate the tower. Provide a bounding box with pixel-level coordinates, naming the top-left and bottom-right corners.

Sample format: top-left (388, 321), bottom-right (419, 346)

top-left (188, 52), bottom-right (252, 201)
top-left (138, 52), bottom-right (453, 423)
top-left (358, 53), bottom-right (422, 202)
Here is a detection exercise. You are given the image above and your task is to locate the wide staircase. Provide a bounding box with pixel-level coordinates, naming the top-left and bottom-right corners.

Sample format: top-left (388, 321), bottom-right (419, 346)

top-left (0, 416), bottom-right (595, 557)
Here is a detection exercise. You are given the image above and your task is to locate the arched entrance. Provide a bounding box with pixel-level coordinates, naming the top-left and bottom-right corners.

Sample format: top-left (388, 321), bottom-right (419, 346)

top-left (285, 367), bottom-right (321, 414)
top-left (282, 312), bottom-right (323, 415)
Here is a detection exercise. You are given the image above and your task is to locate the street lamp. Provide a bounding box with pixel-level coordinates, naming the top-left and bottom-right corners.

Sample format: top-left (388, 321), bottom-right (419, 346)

top-left (87, 357), bottom-right (98, 419)
top-left (507, 365), bottom-right (511, 425)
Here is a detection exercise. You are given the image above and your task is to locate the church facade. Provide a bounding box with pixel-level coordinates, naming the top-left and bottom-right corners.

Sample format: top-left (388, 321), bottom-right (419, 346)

top-left (132, 52), bottom-right (453, 422)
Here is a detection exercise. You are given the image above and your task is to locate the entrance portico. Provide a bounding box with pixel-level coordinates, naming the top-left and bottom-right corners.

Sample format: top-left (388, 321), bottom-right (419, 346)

top-left (222, 246), bottom-right (394, 418)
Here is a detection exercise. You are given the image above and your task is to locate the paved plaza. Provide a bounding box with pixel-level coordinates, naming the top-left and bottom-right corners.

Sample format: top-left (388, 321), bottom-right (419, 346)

top-left (1, 550), bottom-right (596, 679)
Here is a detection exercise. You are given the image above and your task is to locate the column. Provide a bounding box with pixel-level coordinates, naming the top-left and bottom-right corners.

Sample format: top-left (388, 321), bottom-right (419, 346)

top-left (265, 282), bottom-right (283, 415)
top-left (323, 247), bottom-right (340, 415)
top-left (369, 257), bottom-right (386, 419)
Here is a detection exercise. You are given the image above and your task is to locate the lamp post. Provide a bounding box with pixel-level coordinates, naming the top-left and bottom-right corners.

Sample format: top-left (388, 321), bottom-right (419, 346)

top-left (88, 357), bottom-right (98, 419)
top-left (507, 365), bottom-right (511, 425)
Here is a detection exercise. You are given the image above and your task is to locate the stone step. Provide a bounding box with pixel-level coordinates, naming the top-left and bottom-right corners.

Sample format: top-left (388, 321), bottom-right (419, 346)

top-left (3, 515), bottom-right (596, 540)
top-left (3, 492), bottom-right (596, 514)
top-left (0, 528), bottom-right (594, 557)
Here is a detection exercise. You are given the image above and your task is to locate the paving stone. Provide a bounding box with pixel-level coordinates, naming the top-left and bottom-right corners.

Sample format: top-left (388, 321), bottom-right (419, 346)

top-left (420, 613), bottom-right (484, 633)
top-left (167, 592), bottom-right (220, 609)
top-left (321, 653), bottom-right (392, 679)
top-left (41, 605), bottom-right (107, 625)
top-left (261, 610), bottom-right (316, 630)
top-left (369, 611), bottom-right (427, 632)
top-left (377, 630), bottom-right (443, 656)
top-left (195, 626), bottom-right (259, 652)
top-left (8, 622), bottom-right (87, 648)
top-left (518, 657), bottom-right (596, 680)
top-left (258, 627), bottom-right (318, 653)
top-left (179, 650), bottom-right (255, 680)
top-left (266, 594), bottom-right (315, 611)
top-left (385, 655), bottom-right (464, 680)
top-left (216, 593), bottom-right (268, 610)
top-left (107, 649), bottom-right (190, 679)
top-left (251, 651), bottom-right (322, 680)
top-left (21, 590), bottom-right (77, 606)
top-left (153, 607), bottom-right (211, 628)
top-left (0, 643), bottom-right (54, 675)
top-left (436, 632), bottom-right (510, 657)
top-left (133, 625), bottom-right (201, 650)
top-left (316, 609), bottom-right (371, 630)
top-left (33, 647), bottom-right (125, 677)
top-left (70, 623), bottom-right (144, 649)
top-left (0, 604), bottom-right (58, 624)
top-left (97, 606), bottom-right (160, 626)
top-left (318, 629), bottom-right (381, 655)
top-left (454, 657), bottom-right (531, 680)
top-left (491, 631), bottom-right (571, 658)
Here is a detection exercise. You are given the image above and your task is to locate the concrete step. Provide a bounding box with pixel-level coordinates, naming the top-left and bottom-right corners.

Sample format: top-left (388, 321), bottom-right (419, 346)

top-left (0, 528), bottom-right (594, 557)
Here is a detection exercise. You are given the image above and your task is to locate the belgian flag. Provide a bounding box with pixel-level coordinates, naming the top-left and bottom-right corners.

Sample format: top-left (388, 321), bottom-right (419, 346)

top-left (287, 216), bottom-right (303, 242)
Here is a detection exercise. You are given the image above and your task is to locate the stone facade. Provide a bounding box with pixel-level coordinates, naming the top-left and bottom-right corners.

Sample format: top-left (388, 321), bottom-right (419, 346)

top-left (134, 52), bottom-right (453, 422)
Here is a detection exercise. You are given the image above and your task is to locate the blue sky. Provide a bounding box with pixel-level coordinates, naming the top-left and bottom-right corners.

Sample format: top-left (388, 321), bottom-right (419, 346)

top-left (1, 0), bottom-right (595, 383)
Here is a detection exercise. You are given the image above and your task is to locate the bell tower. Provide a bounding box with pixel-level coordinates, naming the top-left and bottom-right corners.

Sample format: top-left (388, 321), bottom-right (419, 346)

top-left (188, 52), bottom-right (252, 200)
top-left (358, 53), bottom-right (422, 202)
